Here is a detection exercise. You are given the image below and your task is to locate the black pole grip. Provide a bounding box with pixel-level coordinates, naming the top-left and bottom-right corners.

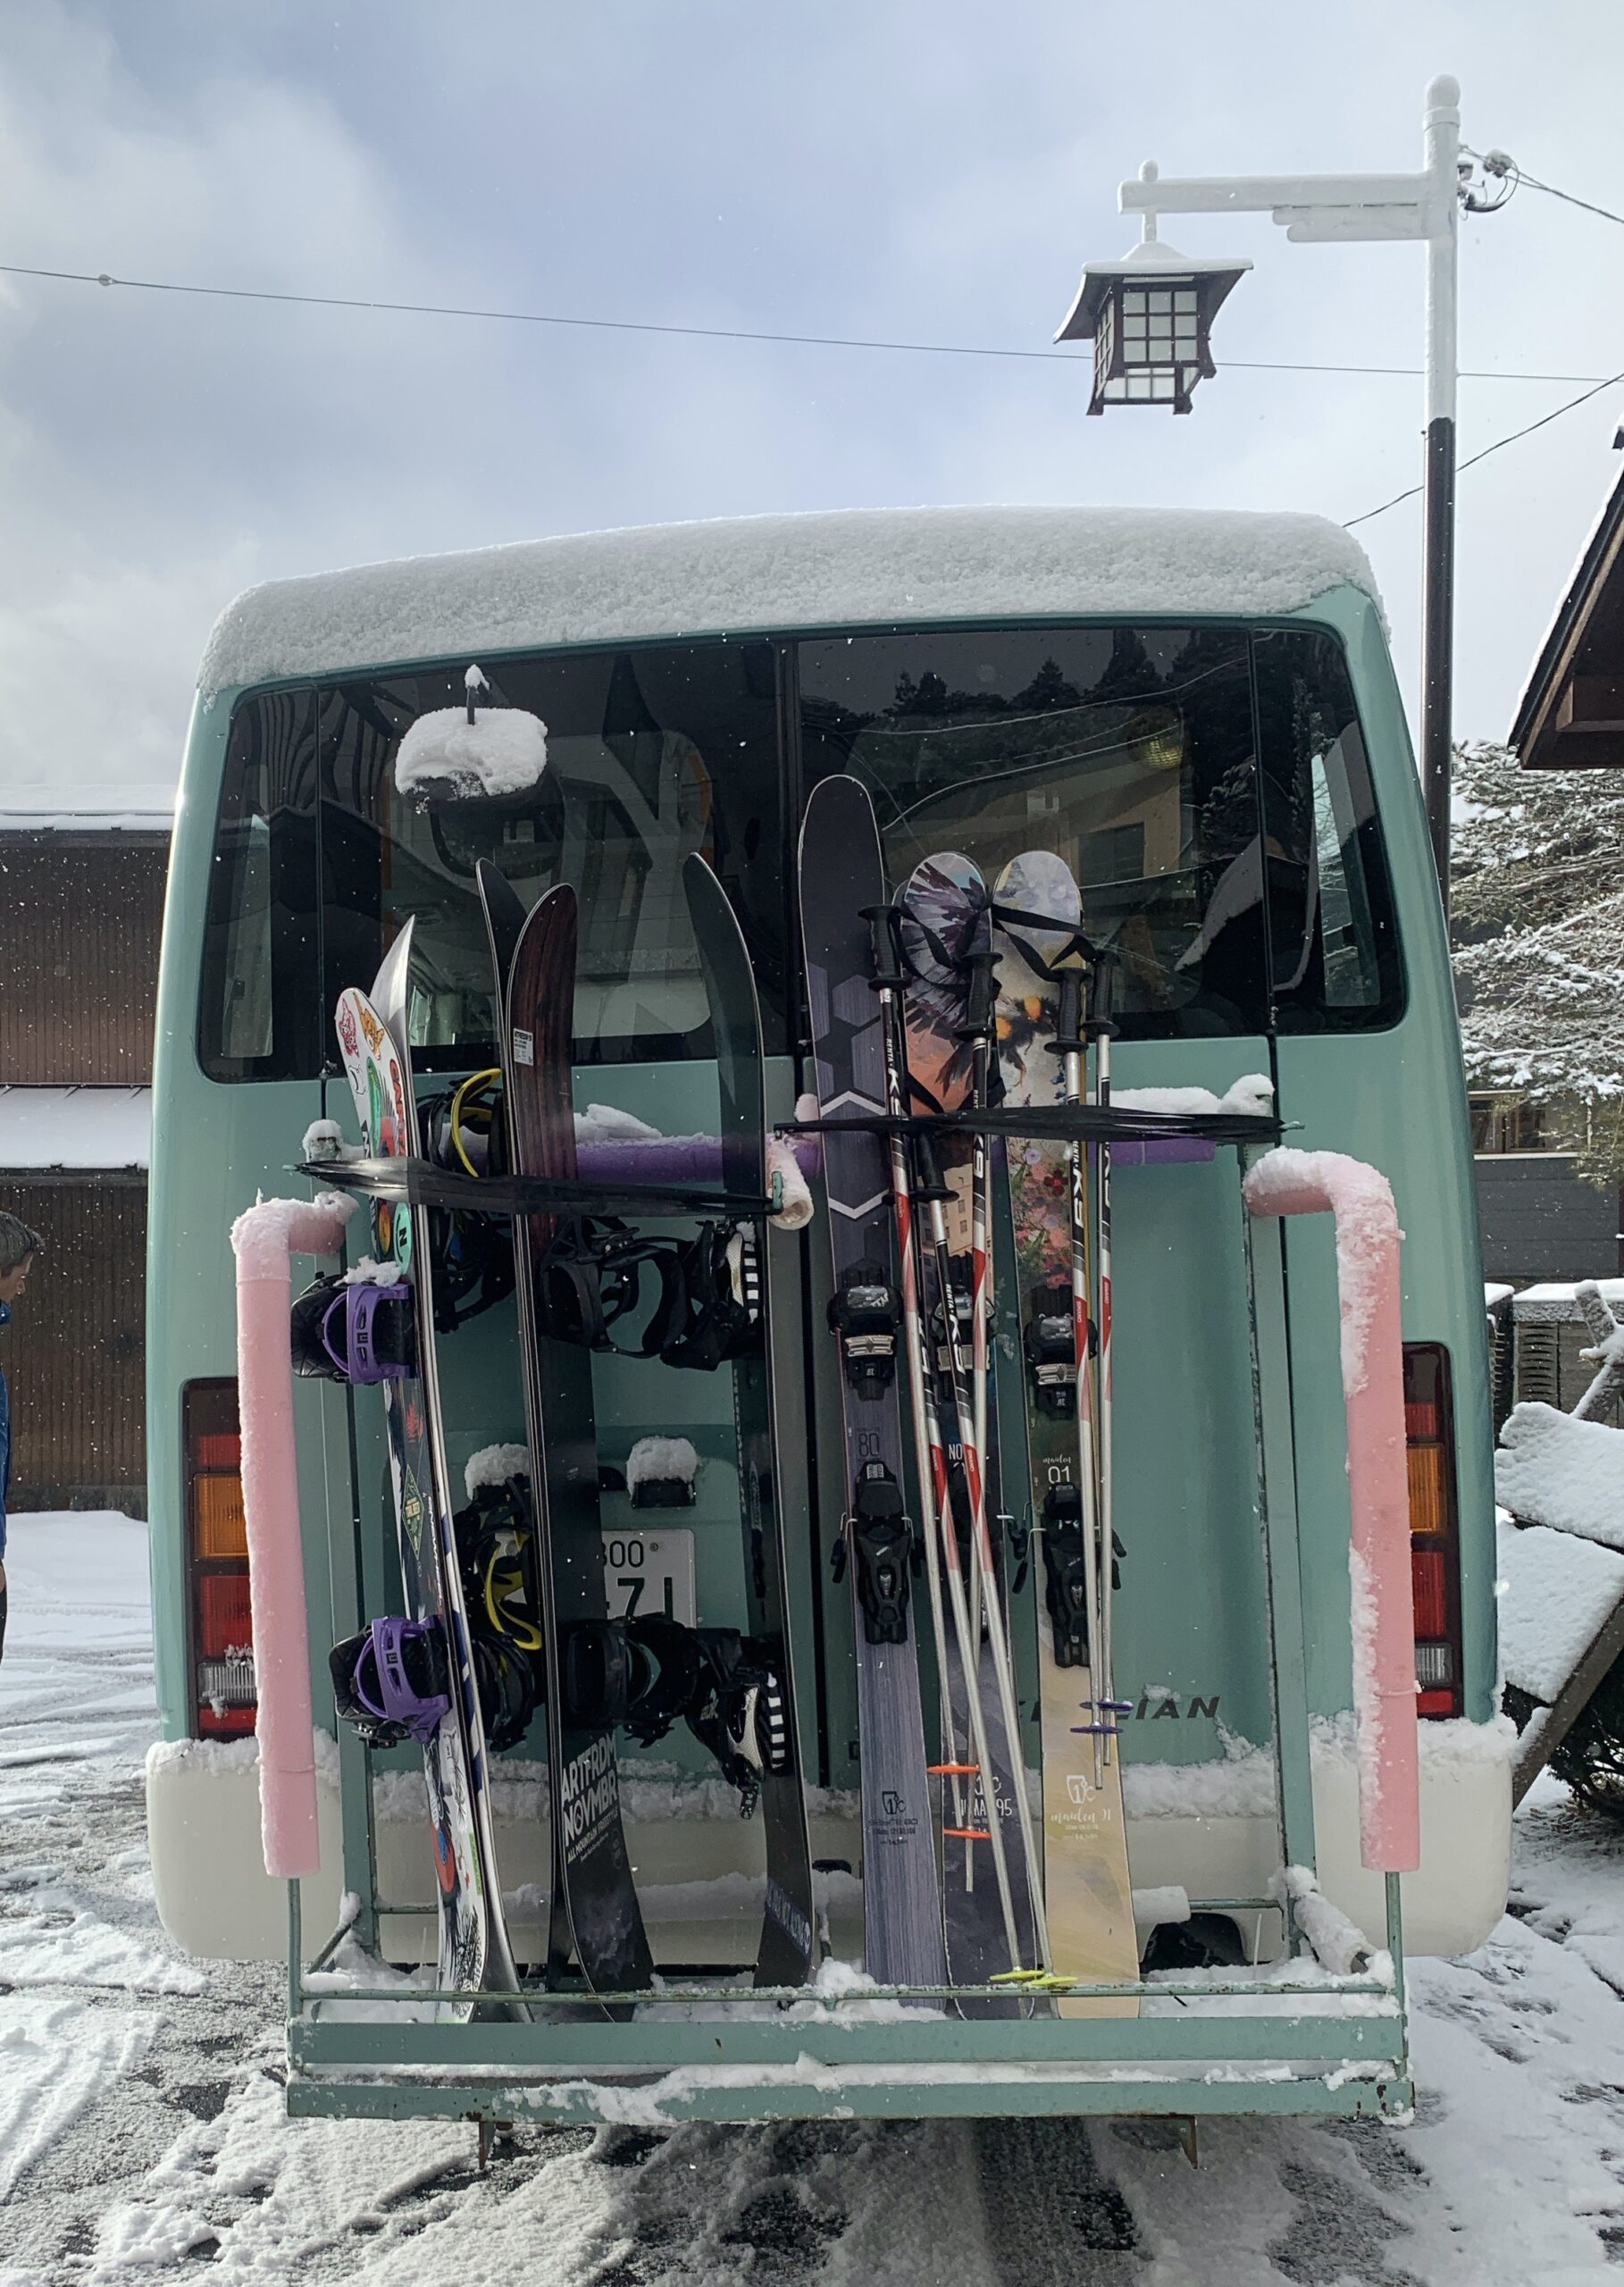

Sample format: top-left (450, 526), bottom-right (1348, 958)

top-left (1057, 968), bottom-right (1084, 1051)
top-left (1088, 951), bottom-right (1118, 1038)
top-left (959, 930), bottom-right (995, 1044)
top-left (913, 1127), bottom-right (950, 1200)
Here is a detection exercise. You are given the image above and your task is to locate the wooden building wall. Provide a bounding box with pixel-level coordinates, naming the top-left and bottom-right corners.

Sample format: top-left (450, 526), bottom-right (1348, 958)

top-left (0, 840), bottom-right (167, 1083)
top-left (1, 830), bottom-right (168, 1514)
top-left (4, 1178), bottom-right (148, 1513)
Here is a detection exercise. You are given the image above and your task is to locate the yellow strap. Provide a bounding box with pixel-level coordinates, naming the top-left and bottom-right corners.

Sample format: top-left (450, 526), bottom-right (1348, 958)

top-left (450, 1068), bottom-right (503, 1178)
top-left (483, 1553), bottom-right (543, 1654)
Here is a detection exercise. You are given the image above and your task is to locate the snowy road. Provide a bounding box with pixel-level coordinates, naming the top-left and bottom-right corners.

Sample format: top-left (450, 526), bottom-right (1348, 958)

top-left (5, 1512), bottom-right (1624, 2285)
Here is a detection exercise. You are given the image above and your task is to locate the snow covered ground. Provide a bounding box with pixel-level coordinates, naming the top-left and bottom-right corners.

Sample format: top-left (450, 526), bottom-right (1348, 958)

top-left (7, 1512), bottom-right (1624, 2284)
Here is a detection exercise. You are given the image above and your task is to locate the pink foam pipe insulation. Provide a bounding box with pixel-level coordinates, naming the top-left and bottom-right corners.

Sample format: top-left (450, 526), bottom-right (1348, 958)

top-left (1242, 1147), bottom-right (1421, 1875)
top-left (230, 1192), bottom-right (357, 1880)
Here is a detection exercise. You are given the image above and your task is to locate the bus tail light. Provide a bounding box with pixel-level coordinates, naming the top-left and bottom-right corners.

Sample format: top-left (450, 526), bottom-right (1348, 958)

top-left (1403, 1345), bottom-right (1462, 1719)
top-left (184, 1379), bottom-right (256, 1738)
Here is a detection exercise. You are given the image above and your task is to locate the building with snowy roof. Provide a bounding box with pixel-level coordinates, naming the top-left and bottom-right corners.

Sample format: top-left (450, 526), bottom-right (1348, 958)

top-left (0, 801), bottom-right (171, 1513)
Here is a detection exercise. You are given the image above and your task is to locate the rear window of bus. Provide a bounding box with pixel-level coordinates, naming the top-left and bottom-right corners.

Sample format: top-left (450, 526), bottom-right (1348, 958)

top-left (197, 622), bottom-right (1401, 1081)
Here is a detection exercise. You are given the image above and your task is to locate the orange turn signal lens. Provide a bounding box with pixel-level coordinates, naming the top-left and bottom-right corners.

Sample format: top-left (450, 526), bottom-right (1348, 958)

top-left (1406, 1443), bottom-right (1450, 1537)
top-left (194, 1472), bottom-right (247, 1558)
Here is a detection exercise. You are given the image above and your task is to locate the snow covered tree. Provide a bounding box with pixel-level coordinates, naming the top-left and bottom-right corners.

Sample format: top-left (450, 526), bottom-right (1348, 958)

top-left (1452, 740), bottom-right (1624, 1188)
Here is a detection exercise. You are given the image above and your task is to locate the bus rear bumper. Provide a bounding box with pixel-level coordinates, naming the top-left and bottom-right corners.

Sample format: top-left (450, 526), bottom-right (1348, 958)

top-left (146, 1723), bottom-right (1511, 1968)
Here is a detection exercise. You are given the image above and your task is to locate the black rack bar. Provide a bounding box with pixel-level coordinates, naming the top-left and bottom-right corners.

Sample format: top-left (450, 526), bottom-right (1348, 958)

top-left (299, 1157), bottom-right (770, 1222)
top-left (783, 1106), bottom-right (1282, 1146)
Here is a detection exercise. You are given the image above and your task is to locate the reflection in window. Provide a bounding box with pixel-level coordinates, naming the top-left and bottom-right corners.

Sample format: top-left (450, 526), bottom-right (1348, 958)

top-left (1255, 629), bottom-right (1402, 1031)
top-left (318, 641), bottom-right (783, 1068)
top-left (799, 626), bottom-right (1270, 1040)
top-left (198, 687), bottom-right (321, 1080)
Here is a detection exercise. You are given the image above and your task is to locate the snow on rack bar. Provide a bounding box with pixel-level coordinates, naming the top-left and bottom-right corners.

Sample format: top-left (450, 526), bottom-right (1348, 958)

top-left (199, 505), bottom-right (1383, 697)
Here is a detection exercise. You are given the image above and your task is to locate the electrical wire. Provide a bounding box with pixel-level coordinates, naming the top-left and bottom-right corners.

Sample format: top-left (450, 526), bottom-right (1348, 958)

top-left (0, 258), bottom-right (1610, 386)
top-left (1344, 366), bottom-right (1624, 529)
top-left (1464, 147), bottom-right (1624, 232)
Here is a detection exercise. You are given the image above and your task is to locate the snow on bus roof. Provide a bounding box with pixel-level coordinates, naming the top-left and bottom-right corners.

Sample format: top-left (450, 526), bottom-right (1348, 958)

top-left (199, 504), bottom-right (1381, 698)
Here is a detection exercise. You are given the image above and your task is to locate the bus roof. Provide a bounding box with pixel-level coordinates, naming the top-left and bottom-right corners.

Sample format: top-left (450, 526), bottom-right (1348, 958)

top-left (199, 503), bottom-right (1381, 700)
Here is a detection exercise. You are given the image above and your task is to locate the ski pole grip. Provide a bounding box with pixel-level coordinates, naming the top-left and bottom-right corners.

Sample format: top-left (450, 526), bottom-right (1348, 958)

top-left (859, 902), bottom-right (906, 991)
top-left (913, 1127), bottom-right (950, 1200)
top-left (960, 940), bottom-right (995, 1043)
top-left (1053, 968), bottom-right (1084, 1055)
top-left (1089, 951), bottom-right (1119, 1038)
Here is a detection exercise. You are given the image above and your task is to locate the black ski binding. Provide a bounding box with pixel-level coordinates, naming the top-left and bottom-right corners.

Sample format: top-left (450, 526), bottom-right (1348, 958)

top-left (849, 1460), bottom-right (914, 1646)
top-left (827, 1261), bottom-right (902, 1399)
top-left (1040, 1480), bottom-right (1091, 1670)
top-left (1022, 1279), bottom-right (1075, 1420)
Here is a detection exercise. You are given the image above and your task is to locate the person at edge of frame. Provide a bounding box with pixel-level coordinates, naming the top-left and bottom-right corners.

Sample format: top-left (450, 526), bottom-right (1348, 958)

top-left (0, 1211), bottom-right (44, 1672)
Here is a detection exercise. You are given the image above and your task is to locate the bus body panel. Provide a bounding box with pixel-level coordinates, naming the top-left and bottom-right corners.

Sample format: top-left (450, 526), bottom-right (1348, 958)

top-left (146, 545), bottom-right (1509, 1971)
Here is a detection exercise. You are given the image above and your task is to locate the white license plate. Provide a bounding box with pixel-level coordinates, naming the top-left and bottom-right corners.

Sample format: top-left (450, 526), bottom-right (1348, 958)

top-left (602, 1529), bottom-right (697, 1628)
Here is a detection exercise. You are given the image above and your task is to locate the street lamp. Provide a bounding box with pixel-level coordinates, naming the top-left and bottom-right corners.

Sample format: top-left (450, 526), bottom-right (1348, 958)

top-left (1055, 197), bottom-right (1250, 415)
top-left (1059, 75), bottom-right (1478, 913)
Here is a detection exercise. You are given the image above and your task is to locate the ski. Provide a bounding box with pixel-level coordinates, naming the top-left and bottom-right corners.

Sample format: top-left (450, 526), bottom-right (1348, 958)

top-left (681, 853), bottom-right (817, 1987)
top-left (493, 874), bottom-right (654, 1998)
top-left (896, 853), bottom-right (1042, 2010)
top-left (992, 852), bottom-right (1138, 2018)
top-left (334, 931), bottom-right (523, 2019)
top-left (798, 775), bottom-right (949, 1998)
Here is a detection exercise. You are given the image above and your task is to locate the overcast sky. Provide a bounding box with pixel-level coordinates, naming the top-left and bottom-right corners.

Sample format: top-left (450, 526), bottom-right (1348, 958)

top-left (1, 0), bottom-right (1620, 807)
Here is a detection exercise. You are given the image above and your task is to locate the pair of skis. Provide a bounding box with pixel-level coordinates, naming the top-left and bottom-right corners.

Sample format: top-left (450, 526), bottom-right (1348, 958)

top-left (799, 778), bottom-right (1137, 2010)
top-left (331, 859), bottom-right (816, 2014)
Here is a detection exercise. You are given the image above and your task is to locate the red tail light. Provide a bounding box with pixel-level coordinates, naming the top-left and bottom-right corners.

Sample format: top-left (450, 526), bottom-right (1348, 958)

top-left (1403, 1345), bottom-right (1462, 1719)
top-left (184, 1379), bottom-right (256, 1738)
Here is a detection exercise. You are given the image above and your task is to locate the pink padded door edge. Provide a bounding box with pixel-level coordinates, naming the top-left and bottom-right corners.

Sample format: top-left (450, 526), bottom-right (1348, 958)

top-left (1243, 1147), bottom-right (1421, 1874)
top-left (230, 1194), bottom-right (355, 1880)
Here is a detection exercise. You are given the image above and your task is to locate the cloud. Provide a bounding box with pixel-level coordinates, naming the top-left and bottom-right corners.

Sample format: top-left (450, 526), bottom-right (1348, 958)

top-left (0, 0), bottom-right (1620, 805)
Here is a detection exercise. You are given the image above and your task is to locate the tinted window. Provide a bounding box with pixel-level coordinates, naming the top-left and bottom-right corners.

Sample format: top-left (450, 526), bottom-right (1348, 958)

top-left (1254, 628), bottom-right (1403, 1031)
top-left (799, 626), bottom-right (1270, 1039)
top-left (198, 687), bottom-right (321, 1080)
top-left (318, 641), bottom-right (785, 1068)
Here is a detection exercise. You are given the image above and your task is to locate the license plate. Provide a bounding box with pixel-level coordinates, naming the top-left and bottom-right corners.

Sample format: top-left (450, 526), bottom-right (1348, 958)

top-left (602, 1529), bottom-right (697, 1628)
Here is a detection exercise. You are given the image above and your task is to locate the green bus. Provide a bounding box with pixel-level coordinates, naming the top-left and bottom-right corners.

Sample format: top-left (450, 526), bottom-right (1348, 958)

top-left (145, 505), bottom-right (1507, 2116)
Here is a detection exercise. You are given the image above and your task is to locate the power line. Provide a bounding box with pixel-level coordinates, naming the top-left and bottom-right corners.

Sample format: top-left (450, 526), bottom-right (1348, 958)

top-left (0, 258), bottom-right (1610, 386)
top-left (1344, 367), bottom-right (1624, 529)
top-left (1519, 167), bottom-right (1624, 230)
top-left (1464, 147), bottom-right (1624, 232)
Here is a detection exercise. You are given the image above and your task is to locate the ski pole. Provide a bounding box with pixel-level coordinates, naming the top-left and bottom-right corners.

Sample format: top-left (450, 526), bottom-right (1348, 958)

top-left (953, 899), bottom-right (1001, 1653)
top-left (1088, 952), bottom-right (1124, 1767)
top-left (860, 906), bottom-right (972, 1885)
top-left (911, 1118), bottom-right (1051, 1971)
top-left (868, 907), bottom-right (1029, 1973)
top-left (1052, 964), bottom-right (1109, 1788)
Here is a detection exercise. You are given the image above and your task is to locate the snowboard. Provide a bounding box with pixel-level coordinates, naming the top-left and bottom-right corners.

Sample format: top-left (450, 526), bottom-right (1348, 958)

top-left (497, 877), bottom-right (655, 1998)
top-left (992, 852), bottom-right (1138, 2018)
top-left (799, 775), bottom-right (949, 1999)
top-left (335, 929), bottom-right (523, 2018)
top-left (681, 853), bottom-right (817, 1987)
top-left (897, 851), bottom-right (1042, 2013)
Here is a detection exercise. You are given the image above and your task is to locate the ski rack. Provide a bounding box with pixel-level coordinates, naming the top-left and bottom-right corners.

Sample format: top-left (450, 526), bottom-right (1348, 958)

top-left (299, 1155), bottom-right (775, 1222)
top-left (282, 1110), bottom-right (1416, 2131)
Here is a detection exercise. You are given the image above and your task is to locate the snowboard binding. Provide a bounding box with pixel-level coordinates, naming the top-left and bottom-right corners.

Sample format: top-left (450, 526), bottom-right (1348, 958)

top-left (331, 1616), bottom-right (452, 1747)
top-left (291, 1271), bottom-right (415, 1385)
top-left (456, 1480), bottom-right (544, 1656)
top-left (622, 1614), bottom-right (789, 1815)
top-left (331, 1611), bottom-right (539, 1755)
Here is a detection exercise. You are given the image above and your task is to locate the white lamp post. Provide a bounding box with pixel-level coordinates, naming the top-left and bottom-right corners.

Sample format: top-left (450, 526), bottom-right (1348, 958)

top-left (1059, 75), bottom-right (1470, 909)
